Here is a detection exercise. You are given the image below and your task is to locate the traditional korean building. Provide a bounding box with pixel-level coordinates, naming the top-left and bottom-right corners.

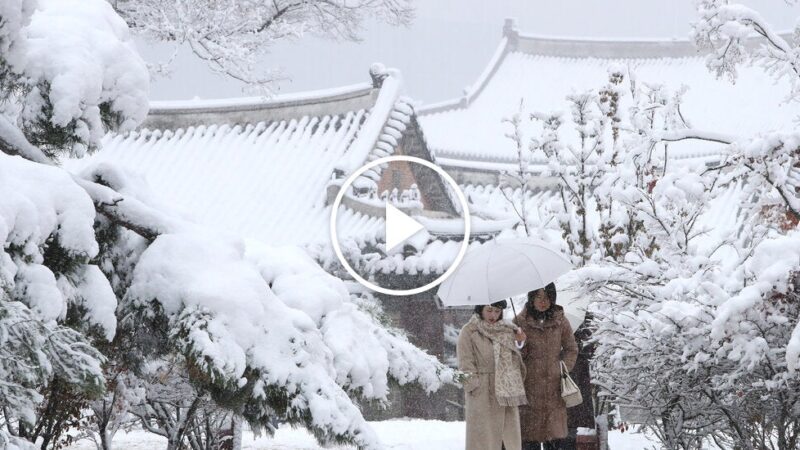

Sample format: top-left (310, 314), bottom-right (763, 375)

top-left (407, 19), bottom-right (800, 272)
top-left (419, 19), bottom-right (798, 181)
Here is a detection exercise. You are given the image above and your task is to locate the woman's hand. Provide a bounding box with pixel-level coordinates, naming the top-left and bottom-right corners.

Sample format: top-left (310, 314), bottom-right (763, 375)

top-left (514, 327), bottom-right (526, 344)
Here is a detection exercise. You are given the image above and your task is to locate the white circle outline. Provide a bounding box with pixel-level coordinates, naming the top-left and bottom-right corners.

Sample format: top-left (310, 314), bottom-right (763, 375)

top-left (330, 156), bottom-right (471, 296)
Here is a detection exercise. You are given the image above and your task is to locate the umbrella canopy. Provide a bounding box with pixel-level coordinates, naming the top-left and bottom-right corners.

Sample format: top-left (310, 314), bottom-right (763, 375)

top-left (551, 283), bottom-right (591, 330)
top-left (437, 237), bottom-right (573, 307)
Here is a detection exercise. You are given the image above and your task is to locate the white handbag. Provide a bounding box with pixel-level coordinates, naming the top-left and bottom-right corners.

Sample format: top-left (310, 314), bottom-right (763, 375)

top-left (560, 361), bottom-right (583, 408)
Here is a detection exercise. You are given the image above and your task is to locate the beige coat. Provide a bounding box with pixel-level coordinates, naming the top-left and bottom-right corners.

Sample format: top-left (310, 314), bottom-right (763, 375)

top-left (514, 306), bottom-right (578, 443)
top-left (457, 316), bottom-right (527, 450)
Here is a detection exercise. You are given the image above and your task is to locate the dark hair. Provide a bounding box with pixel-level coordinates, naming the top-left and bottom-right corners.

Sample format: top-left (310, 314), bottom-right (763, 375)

top-left (526, 282), bottom-right (557, 304)
top-left (526, 282), bottom-right (557, 320)
top-left (474, 300), bottom-right (508, 320)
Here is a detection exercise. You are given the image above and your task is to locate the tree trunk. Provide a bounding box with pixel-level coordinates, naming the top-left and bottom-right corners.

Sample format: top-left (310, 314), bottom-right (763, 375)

top-left (166, 433), bottom-right (182, 450)
top-left (96, 399), bottom-right (113, 450)
top-left (231, 416), bottom-right (242, 450)
top-left (164, 396), bottom-right (201, 450)
top-left (100, 428), bottom-right (112, 450)
top-left (595, 413), bottom-right (608, 450)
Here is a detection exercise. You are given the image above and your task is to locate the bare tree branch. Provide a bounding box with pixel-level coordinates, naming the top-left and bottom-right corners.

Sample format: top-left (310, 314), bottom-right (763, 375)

top-left (653, 129), bottom-right (736, 145)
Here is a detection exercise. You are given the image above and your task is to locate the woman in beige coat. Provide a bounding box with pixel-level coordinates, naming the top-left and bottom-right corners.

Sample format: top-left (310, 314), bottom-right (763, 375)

top-left (514, 283), bottom-right (579, 450)
top-left (457, 300), bottom-right (528, 450)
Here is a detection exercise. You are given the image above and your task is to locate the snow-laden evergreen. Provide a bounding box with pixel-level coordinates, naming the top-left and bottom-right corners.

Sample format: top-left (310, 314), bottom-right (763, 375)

top-left (0, 2), bottom-right (454, 449)
top-left (0, 151), bottom-right (109, 448)
top-left (2, 0), bottom-right (148, 158)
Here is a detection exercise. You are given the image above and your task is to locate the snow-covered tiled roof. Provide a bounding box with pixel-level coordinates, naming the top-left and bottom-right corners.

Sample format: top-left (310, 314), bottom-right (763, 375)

top-left (353, 173), bottom-right (747, 278)
top-left (65, 76), bottom-right (416, 247)
top-left (459, 180), bottom-right (741, 251)
top-left (418, 20), bottom-right (800, 168)
top-left (143, 83), bottom-right (377, 130)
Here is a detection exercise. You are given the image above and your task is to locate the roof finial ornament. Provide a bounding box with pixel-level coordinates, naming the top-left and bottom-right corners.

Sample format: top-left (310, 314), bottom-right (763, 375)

top-left (370, 63), bottom-right (389, 88)
top-left (503, 18), bottom-right (519, 49)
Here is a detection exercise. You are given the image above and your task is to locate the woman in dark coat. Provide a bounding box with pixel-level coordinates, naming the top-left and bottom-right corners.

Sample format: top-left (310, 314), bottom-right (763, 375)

top-left (513, 283), bottom-right (578, 450)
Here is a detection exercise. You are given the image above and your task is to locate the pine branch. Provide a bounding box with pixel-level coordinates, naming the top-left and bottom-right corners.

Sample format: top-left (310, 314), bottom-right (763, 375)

top-left (0, 116), bottom-right (52, 165)
top-left (0, 122), bottom-right (177, 241)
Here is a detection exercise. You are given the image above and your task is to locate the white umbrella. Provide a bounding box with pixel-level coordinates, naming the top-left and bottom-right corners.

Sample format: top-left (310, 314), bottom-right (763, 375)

top-left (550, 282), bottom-right (591, 330)
top-left (437, 237), bottom-right (573, 307)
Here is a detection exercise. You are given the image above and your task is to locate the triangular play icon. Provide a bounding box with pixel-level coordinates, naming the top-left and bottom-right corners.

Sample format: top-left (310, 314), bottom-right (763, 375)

top-left (385, 203), bottom-right (425, 252)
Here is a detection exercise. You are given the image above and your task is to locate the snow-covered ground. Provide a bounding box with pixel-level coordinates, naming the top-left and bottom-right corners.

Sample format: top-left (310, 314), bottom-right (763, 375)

top-left (65, 419), bottom-right (659, 450)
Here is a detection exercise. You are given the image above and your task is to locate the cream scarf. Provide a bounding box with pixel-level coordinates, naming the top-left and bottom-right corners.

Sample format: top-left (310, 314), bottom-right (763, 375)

top-left (471, 315), bottom-right (528, 407)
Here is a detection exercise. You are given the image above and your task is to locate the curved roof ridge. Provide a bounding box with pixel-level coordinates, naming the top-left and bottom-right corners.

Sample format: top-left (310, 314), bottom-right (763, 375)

top-left (419, 36), bottom-right (512, 115)
top-left (141, 80), bottom-right (380, 130)
top-left (418, 18), bottom-right (793, 117)
top-left (515, 33), bottom-right (701, 58)
top-left (149, 82), bottom-right (373, 114)
top-left (515, 30), bottom-right (794, 58)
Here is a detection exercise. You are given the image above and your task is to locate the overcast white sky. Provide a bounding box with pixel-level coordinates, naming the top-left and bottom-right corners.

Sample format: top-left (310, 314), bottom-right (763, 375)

top-left (140, 0), bottom-right (800, 104)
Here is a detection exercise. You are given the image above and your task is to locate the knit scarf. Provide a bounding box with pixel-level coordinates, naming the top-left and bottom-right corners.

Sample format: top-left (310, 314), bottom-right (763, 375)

top-left (470, 315), bottom-right (528, 407)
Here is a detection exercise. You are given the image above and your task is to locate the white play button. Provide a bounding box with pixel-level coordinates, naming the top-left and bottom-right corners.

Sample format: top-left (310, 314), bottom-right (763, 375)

top-left (330, 155), bottom-right (471, 296)
top-left (385, 203), bottom-right (425, 252)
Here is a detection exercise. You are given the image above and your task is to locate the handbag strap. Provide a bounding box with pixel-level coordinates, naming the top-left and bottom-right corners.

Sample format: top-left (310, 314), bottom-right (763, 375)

top-left (560, 360), bottom-right (568, 378)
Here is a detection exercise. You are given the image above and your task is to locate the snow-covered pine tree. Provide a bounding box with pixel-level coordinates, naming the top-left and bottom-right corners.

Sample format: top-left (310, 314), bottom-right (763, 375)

top-left (1, 2), bottom-right (131, 447)
top-left (0, 147), bottom-right (118, 448)
top-left (2, 2), bottom-right (455, 450)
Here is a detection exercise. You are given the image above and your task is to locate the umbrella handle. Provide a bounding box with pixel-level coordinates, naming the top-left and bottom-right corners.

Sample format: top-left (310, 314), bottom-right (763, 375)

top-left (509, 298), bottom-right (517, 318)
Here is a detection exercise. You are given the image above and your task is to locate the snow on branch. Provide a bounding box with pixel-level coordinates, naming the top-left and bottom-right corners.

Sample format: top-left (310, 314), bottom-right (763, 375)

top-left (653, 129), bottom-right (736, 145)
top-left (0, 115), bottom-right (53, 165)
top-left (0, 122), bottom-right (173, 241)
top-left (72, 176), bottom-right (180, 242)
top-left (693, 0), bottom-right (800, 100)
top-left (113, 0), bottom-right (413, 92)
top-left (124, 234), bottom-right (385, 449)
top-left (1, 137), bottom-right (452, 447)
top-left (719, 132), bottom-right (800, 221)
top-left (7, 0), bottom-right (149, 157)
top-left (1, 1), bottom-right (454, 447)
